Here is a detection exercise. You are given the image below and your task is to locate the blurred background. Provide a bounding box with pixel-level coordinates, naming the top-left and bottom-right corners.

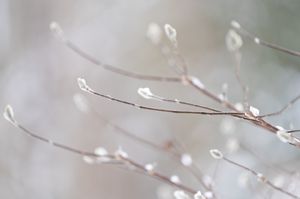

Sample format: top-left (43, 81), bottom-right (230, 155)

top-left (1, 0), bottom-right (300, 198)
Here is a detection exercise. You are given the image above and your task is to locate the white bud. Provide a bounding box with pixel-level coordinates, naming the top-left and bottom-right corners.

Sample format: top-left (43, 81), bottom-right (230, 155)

top-left (226, 29), bottom-right (243, 52)
top-left (94, 147), bottom-right (108, 156)
top-left (137, 87), bottom-right (153, 99)
top-left (3, 105), bottom-right (17, 125)
top-left (249, 106), bottom-right (260, 116)
top-left (173, 190), bottom-right (190, 199)
top-left (144, 163), bottom-right (156, 174)
top-left (276, 126), bottom-right (294, 143)
top-left (164, 24), bottom-right (177, 46)
top-left (170, 175), bottom-right (181, 184)
top-left (231, 20), bottom-right (241, 29)
top-left (181, 153), bottom-right (193, 166)
top-left (190, 76), bottom-right (205, 89)
top-left (254, 37), bottom-right (260, 44)
top-left (77, 78), bottom-right (91, 92)
top-left (209, 149), bottom-right (223, 159)
top-left (49, 21), bottom-right (66, 42)
top-left (146, 23), bottom-right (162, 45)
top-left (234, 102), bottom-right (244, 112)
top-left (203, 192), bottom-right (213, 199)
top-left (114, 146), bottom-right (128, 159)
top-left (73, 93), bottom-right (89, 113)
top-left (256, 173), bottom-right (267, 183)
top-left (194, 191), bottom-right (205, 199)
top-left (83, 156), bottom-right (95, 164)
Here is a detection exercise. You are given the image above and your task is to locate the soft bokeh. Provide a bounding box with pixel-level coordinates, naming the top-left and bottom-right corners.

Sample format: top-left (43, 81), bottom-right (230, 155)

top-left (1, 1), bottom-right (300, 198)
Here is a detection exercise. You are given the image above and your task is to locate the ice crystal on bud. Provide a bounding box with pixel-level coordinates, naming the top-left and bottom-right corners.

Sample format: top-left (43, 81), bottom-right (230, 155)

top-left (231, 20), bottom-right (241, 29)
top-left (73, 93), bottom-right (89, 113)
top-left (256, 173), bottom-right (267, 183)
top-left (114, 146), bottom-right (128, 159)
top-left (94, 147), bottom-right (108, 156)
top-left (276, 126), bottom-right (293, 143)
top-left (190, 76), bottom-right (205, 89)
top-left (209, 149), bottom-right (223, 159)
top-left (49, 21), bottom-right (66, 42)
top-left (254, 37), bottom-right (260, 44)
top-left (226, 29), bottom-right (243, 52)
top-left (249, 106), bottom-right (259, 116)
top-left (146, 23), bottom-right (162, 45)
top-left (181, 153), bottom-right (193, 166)
top-left (83, 156), bottom-right (95, 164)
top-left (173, 190), bottom-right (190, 199)
top-left (77, 78), bottom-right (91, 92)
top-left (170, 175), bottom-right (181, 184)
top-left (137, 87), bottom-right (153, 99)
top-left (3, 105), bottom-right (17, 125)
top-left (164, 24), bottom-right (177, 46)
top-left (194, 191), bottom-right (205, 199)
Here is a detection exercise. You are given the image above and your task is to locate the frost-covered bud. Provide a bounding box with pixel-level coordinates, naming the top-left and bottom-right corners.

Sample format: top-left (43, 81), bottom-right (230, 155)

top-left (231, 20), bottom-right (241, 29)
top-left (276, 126), bottom-right (294, 143)
top-left (173, 190), bottom-right (190, 199)
top-left (249, 106), bottom-right (260, 116)
top-left (137, 87), bottom-right (153, 99)
top-left (194, 191), bottom-right (205, 199)
top-left (77, 78), bottom-right (91, 92)
top-left (164, 24), bottom-right (177, 46)
top-left (226, 29), bottom-right (243, 52)
top-left (256, 173), bottom-right (267, 183)
top-left (181, 153), bottom-right (193, 166)
top-left (146, 23), bottom-right (162, 45)
top-left (170, 175), bottom-right (181, 184)
top-left (49, 21), bottom-right (66, 42)
top-left (209, 149), bottom-right (223, 159)
top-left (73, 93), bottom-right (90, 113)
top-left (3, 105), bottom-right (17, 125)
top-left (114, 146), bottom-right (128, 160)
top-left (83, 156), bottom-right (95, 164)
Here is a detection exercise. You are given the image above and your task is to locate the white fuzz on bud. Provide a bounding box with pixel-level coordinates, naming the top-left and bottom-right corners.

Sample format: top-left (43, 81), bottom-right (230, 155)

top-left (173, 190), bottom-right (190, 199)
top-left (194, 191), bottom-right (205, 199)
top-left (3, 105), bottom-right (17, 125)
top-left (181, 153), bottom-right (193, 166)
top-left (137, 87), bottom-right (153, 99)
top-left (209, 149), bottom-right (223, 159)
top-left (146, 23), bottom-right (162, 45)
top-left (164, 24), bottom-right (177, 46)
top-left (49, 21), bottom-right (66, 42)
top-left (73, 93), bottom-right (90, 113)
top-left (231, 20), bottom-right (241, 29)
top-left (170, 175), bottom-right (181, 184)
top-left (276, 126), bottom-right (294, 143)
top-left (226, 29), bottom-right (243, 52)
top-left (77, 78), bottom-right (91, 92)
top-left (249, 106), bottom-right (260, 116)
